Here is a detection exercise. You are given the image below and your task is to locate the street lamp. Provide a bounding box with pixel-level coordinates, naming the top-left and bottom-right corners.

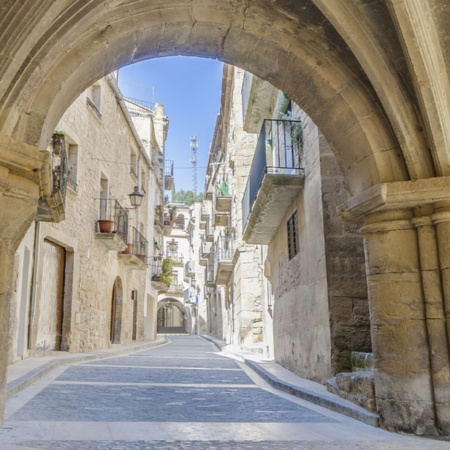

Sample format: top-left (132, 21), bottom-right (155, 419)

top-left (168, 239), bottom-right (177, 255)
top-left (128, 186), bottom-right (144, 208)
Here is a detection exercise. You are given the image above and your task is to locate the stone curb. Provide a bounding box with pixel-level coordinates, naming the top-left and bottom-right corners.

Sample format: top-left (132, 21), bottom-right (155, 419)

top-left (200, 334), bottom-right (379, 427)
top-left (6, 337), bottom-right (168, 400)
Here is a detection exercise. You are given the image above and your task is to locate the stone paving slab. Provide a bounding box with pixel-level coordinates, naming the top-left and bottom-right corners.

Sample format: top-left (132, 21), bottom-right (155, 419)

top-left (10, 439), bottom-right (450, 450)
top-left (83, 355), bottom-right (238, 369)
top-left (55, 365), bottom-right (251, 384)
top-left (10, 383), bottom-right (336, 423)
top-left (6, 338), bottom-right (169, 400)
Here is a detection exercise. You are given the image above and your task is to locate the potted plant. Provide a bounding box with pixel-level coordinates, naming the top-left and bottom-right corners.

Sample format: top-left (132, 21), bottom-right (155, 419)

top-left (98, 219), bottom-right (115, 233)
top-left (52, 131), bottom-right (65, 155)
top-left (161, 257), bottom-right (173, 287)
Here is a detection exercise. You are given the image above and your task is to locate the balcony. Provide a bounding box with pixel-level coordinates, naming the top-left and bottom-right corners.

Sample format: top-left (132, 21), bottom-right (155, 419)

top-left (118, 226), bottom-right (148, 270)
top-left (214, 212), bottom-right (229, 227)
top-left (201, 202), bottom-right (211, 222)
top-left (205, 221), bottom-right (214, 242)
top-left (184, 260), bottom-right (195, 278)
top-left (205, 255), bottom-right (215, 287)
top-left (204, 189), bottom-right (213, 201)
top-left (215, 181), bottom-right (232, 213)
top-left (36, 132), bottom-right (68, 222)
top-left (154, 205), bottom-right (164, 235)
top-left (167, 282), bottom-right (185, 297)
top-left (214, 236), bottom-right (234, 284)
top-left (199, 241), bottom-right (212, 266)
top-left (242, 119), bottom-right (305, 244)
top-left (164, 160), bottom-right (174, 191)
top-left (149, 258), bottom-right (168, 293)
top-left (95, 199), bottom-right (128, 252)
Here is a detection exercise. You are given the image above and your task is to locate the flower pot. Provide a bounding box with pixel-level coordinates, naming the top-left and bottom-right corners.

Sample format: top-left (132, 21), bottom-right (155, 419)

top-left (98, 219), bottom-right (115, 233)
top-left (124, 243), bottom-right (133, 254)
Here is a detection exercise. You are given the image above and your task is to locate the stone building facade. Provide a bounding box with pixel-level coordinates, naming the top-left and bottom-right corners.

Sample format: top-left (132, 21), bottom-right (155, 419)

top-left (8, 74), bottom-right (168, 363)
top-left (204, 65), bottom-right (371, 382)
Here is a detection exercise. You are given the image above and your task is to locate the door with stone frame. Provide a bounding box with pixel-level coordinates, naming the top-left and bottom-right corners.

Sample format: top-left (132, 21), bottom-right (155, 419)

top-left (110, 277), bottom-right (123, 343)
top-left (36, 240), bottom-right (65, 351)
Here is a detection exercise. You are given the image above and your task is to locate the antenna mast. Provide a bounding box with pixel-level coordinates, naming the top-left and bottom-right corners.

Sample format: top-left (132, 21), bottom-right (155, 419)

top-left (190, 136), bottom-right (198, 195)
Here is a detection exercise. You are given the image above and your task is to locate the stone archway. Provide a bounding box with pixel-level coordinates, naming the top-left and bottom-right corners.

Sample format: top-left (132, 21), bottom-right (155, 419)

top-left (157, 299), bottom-right (187, 334)
top-left (0, 0), bottom-right (449, 435)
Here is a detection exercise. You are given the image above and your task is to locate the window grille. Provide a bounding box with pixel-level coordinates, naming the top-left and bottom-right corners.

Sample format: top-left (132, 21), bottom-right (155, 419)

top-left (287, 211), bottom-right (299, 260)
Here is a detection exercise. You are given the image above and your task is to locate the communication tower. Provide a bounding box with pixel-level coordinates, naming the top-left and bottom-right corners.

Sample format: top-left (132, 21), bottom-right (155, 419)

top-left (190, 136), bottom-right (198, 195)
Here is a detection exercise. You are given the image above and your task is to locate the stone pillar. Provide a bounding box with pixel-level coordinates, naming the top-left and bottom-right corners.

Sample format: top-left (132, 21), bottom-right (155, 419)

top-left (360, 209), bottom-right (437, 435)
top-left (0, 135), bottom-right (44, 425)
top-left (432, 208), bottom-right (450, 349)
top-left (412, 213), bottom-right (450, 433)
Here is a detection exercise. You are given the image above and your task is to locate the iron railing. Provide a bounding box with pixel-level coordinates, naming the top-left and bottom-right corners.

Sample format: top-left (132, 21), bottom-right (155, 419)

top-left (165, 160), bottom-right (174, 178)
top-left (200, 241), bottom-right (212, 258)
top-left (124, 97), bottom-right (155, 117)
top-left (98, 199), bottom-right (128, 243)
top-left (184, 260), bottom-right (195, 277)
top-left (51, 133), bottom-right (69, 202)
top-left (149, 257), bottom-right (163, 278)
top-left (215, 236), bottom-right (234, 264)
top-left (129, 226), bottom-right (148, 260)
top-left (206, 251), bottom-right (215, 285)
top-left (242, 119), bottom-right (304, 228)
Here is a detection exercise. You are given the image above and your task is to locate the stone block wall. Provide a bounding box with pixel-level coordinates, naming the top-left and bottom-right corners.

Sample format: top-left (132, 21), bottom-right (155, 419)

top-left (319, 135), bottom-right (371, 373)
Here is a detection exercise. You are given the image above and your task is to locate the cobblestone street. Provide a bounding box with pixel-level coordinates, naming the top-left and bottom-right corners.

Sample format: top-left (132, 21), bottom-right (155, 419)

top-left (1, 336), bottom-right (448, 449)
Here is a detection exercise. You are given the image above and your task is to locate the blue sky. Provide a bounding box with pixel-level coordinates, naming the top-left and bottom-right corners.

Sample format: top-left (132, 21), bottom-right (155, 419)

top-left (118, 57), bottom-right (223, 194)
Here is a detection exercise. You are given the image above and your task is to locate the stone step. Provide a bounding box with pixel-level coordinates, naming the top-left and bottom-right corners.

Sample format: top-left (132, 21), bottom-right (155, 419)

top-left (326, 370), bottom-right (376, 412)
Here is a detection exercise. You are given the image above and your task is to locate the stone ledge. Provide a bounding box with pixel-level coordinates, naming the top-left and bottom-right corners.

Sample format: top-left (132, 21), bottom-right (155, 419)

top-left (246, 359), bottom-right (379, 427)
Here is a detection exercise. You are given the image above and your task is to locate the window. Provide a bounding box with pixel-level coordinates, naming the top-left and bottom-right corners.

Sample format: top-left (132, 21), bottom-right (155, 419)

top-left (130, 148), bottom-right (138, 179)
top-left (141, 168), bottom-right (147, 193)
top-left (287, 211), bottom-right (299, 260)
top-left (66, 141), bottom-right (79, 192)
top-left (87, 83), bottom-right (102, 118)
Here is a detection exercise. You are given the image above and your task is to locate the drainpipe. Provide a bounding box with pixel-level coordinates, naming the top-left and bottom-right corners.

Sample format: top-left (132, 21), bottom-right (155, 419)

top-left (27, 221), bottom-right (41, 350)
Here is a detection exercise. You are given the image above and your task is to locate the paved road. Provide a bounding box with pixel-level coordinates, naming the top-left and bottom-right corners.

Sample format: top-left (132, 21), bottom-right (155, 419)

top-left (0, 335), bottom-right (448, 449)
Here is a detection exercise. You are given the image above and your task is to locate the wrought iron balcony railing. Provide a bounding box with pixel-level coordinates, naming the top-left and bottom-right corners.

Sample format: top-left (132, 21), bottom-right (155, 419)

top-left (215, 236), bottom-right (234, 263)
top-left (132, 226), bottom-right (148, 260)
top-left (242, 119), bottom-right (305, 243)
top-left (97, 198), bottom-right (128, 244)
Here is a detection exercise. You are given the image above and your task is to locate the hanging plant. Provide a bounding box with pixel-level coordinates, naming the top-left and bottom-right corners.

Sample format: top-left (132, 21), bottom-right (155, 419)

top-left (161, 257), bottom-right (174, 287)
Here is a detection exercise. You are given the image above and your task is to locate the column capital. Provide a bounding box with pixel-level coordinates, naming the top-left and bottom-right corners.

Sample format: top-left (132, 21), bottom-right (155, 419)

top-left (359, 209), bottom-right (413, 235)
top-left (338, 176), bottom-right (450, 222)
top-left (411, 216), bottom-right (433, 228)
top-left (432, 210), bottom-right (450, 225)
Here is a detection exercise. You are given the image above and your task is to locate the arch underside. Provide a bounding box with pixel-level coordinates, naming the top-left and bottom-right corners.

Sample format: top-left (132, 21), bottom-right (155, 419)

top-left (0, 0), bottom-right (448, 195)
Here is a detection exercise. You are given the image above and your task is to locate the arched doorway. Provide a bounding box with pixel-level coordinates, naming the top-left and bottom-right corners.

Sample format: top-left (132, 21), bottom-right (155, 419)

top-left (110, 277), bottom-right (123, 344)
top-left (157, 299), bottom-right (186, 334)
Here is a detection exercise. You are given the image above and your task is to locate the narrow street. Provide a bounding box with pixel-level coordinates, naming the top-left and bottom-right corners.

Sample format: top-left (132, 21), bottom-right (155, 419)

top-left (0, 336), bottom-right (447, 449)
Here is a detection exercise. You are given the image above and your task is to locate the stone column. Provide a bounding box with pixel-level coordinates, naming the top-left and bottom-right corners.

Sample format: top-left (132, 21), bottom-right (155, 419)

top-left (360, 209), bottom-right (437, 435)
top-left (432, 208), bottom-right (450, 349)
top-left (412, 213), bottom-right (450, 433)
top-left (0, 135), bottom-right (44, 425)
